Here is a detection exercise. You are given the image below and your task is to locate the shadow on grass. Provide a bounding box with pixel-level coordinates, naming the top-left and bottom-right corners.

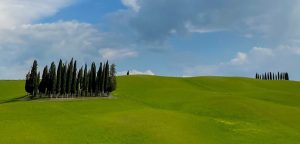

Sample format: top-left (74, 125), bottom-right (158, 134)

top-left (0, 95), bottom-right (114, 105)
top-left (0, 95), bottom-right (33, 105)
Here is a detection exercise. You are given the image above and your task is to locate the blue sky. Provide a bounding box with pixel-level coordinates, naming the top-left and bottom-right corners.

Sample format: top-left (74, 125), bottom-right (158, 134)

top-left (1, 0), bottom-right (300, 79)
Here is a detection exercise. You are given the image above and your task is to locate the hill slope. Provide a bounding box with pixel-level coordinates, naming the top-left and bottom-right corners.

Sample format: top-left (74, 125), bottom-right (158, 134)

top-left (0, 76), bottom-right (300, 144)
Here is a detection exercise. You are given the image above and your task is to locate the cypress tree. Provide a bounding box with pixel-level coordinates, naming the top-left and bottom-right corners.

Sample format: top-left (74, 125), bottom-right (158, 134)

top-left (66, 58), bottom-right (74, 96)
top-left (25, 72), bottom-right (32, 95)
top-left (49, 62), bottom-right (57, 97)
top-left (39, 66), bottom-right (49, 95)
top-left (96, 63), bottom-right (103, 96)
top-left (83, 64), bottom-right (88, 97)
top-left (104, 61), bottom-right (110, 94)
top-left (61, 63), bottom-right (67, 96)
top-left (30, 60), bottom-right (38, 98)
top-left (108, 64), bottom-right (117, 92)
top-left (71, 60), bottom-right (77, 96)
top-left (76, 67), bottom-right (83, 97)
top-left (264, 73), bottom-right (267, 80)
top-left (56, 59), bottom-right (63, 95)
top-left (260, 74), bottom-right (262, 80)
top-left (91, 62), bottom-right (97, 95)
top-left (101, 63), bottom-right (106, 94)
top-left (87, 70), bottom-right (92, 96)
top-left (37, 72), bottom-right (40, 96)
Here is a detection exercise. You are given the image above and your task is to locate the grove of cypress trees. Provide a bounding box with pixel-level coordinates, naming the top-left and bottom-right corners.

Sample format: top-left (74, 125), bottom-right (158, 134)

top-left (26, 59), bottom-right (116, 98)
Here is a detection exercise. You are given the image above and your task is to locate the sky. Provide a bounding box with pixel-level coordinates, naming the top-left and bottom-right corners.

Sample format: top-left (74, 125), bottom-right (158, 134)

top-left (1, 0), bottom-right (300, 80)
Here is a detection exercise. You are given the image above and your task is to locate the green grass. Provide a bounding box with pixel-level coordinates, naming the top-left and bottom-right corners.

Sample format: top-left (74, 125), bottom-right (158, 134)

top-left (1, 75), bottom-right (300, 144)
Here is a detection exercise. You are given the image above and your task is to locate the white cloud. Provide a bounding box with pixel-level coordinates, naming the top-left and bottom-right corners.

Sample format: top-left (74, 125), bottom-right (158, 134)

top-left (251, 47), bottom-right (274, 56)
top-left (113, 0), bottom-right (300, 44)
top-left (118, 70), bottom-right (155, 76)
top-left (185, 22), bottom-right (225, 33)
top-left (0, 0), bottom-right (74, 29)
top-left (184, 46), bottom-right (300, 80)
top-left (230, 52), bottom-right (248, 65)
top-left (0, 21), bottom-right (140, 79)
top-left (99, 48), bottom-right (138, 60)
top-left (121, 0), bottom-right (140, 12)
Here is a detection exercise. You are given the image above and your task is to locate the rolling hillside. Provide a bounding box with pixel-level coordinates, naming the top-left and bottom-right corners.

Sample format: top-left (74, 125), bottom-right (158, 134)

top-left (0, 76), bottom-right (300, 144)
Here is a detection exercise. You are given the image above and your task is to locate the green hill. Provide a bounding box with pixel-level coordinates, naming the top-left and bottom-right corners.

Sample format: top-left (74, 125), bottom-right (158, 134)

top-left (0, 76), bottom-right (300, 144)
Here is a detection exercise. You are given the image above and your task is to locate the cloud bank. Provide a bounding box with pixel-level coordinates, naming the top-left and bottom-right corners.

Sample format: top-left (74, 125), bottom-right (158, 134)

top-left (184, 46), bottom-right (300, 80)
top-left (0, 0), bottom-right (74, 29)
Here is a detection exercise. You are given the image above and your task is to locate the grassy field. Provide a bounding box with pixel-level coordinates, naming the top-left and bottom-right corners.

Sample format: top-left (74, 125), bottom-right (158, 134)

top-left (0, 76), bottom-right (300, 144)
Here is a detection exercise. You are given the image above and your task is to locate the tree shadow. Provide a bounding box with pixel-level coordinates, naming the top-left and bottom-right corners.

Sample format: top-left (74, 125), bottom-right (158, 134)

top-left (0, 95), bottom-right (31, 105)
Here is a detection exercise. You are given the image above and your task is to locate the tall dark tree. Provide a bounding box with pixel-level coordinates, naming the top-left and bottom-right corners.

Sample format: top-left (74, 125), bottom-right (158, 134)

top-left (30, 60), bottom-right (38, 98)
top-left (56, 59), bottom-right (63, 95)
top-left (127, 70), bottom-right (130, 76)
top-left (49, 62), bottom-right (57, 97)
top-left (285, 72), bottom-right (289, 80)
top-left (90, 62), bottom-right (97, 95)
top-left (96, 63), bottom-right (103, 96)
top-left (39, 66), bottom-right (49, 95)
top-left (61, 63), bottom-right (67, 96)
top-left (101, 63), bottom-right (106, 94)
top-left (108, 64), bottom-right (117, 92)
top-left (37, 72), bottom-right (40, 96)
top-left (66, 58), bottom-right (74, 96)
top-left (25, 72), bottom-right (32, 95)
top-left (36, 72), bottom-right (41, 96)
top-left (71, 60), bottom-right (77, 96)
top-left (88, 70), bottom-right (92, 96)
top-left (76, 67), bottom-right (83, 96)
top-left (264, 73), bottom-right (267, 80)
top-left (82, 64), bottom-right (88, 96)
top-left (104, 61), bottom-right (110, 93)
